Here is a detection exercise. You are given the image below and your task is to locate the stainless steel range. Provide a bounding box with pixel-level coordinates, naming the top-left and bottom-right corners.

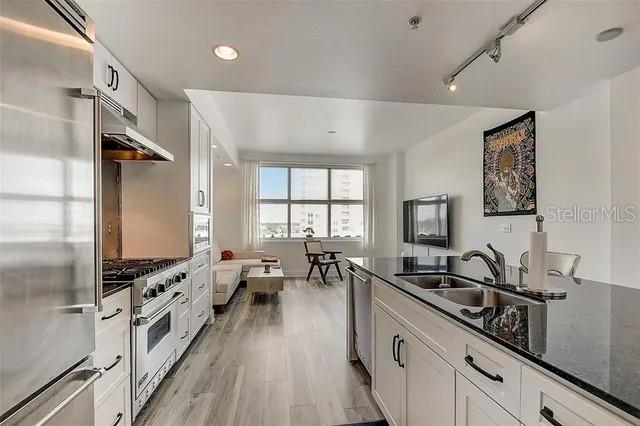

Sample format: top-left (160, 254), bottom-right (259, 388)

top-left (102, 258), bottom-right (189, 417)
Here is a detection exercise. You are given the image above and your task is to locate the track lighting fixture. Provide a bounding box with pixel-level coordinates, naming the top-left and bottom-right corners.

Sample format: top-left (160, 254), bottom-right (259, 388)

top-left (485, 38), bottom-right (502, 63)
top-left (444, 77), bottom-right (457, 92)
top-left (442, 0), bottom-right (549, 92)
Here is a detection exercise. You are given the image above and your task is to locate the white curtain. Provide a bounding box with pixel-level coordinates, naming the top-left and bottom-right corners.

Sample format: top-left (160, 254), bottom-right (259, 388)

top-left (363, 163), bottom-right (376, 253)
top-left (241, 160), bottom-right (261, 249)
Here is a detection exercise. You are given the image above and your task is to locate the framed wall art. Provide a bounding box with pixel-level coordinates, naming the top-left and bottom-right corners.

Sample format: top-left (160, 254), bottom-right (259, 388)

top-left (483, 111), bottom-right (537, 216)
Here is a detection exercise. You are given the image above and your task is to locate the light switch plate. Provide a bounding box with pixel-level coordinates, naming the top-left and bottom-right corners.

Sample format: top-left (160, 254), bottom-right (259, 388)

top-left (499, 223), bottom-right (512, 233)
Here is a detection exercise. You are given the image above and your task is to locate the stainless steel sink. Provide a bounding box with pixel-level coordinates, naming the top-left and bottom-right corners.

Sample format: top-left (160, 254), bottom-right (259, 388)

top-left (395, 274), bottom-right (481, 290)
top-left (430, 288), bottom-right (543, 307)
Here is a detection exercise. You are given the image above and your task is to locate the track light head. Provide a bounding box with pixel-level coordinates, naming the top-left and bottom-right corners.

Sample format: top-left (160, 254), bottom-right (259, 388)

top-left (444, 77), bottom-right (457, 92)
top-left (485, 38), bottom-right (502, 63)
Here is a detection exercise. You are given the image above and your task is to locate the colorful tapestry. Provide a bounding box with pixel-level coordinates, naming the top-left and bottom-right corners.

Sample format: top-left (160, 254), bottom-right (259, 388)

top-left (483, 111), bottom-right (537, 216)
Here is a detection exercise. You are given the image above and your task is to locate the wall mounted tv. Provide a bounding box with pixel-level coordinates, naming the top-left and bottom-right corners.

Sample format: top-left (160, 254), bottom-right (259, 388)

top-left (403, 194), bottom-right (449, 249)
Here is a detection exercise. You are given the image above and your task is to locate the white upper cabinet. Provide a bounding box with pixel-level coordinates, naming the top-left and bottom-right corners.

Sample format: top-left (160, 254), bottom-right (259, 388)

top-left (189, 105), bottom-right (211, 213)
top-left (94, 40), bottom-right (138, 115)
top-left (136, 83), bottom-right (157, 139)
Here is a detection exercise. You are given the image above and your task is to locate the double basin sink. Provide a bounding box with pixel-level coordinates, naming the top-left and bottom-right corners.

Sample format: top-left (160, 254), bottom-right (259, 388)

top-left (395, 274), bottom-right (542, 307)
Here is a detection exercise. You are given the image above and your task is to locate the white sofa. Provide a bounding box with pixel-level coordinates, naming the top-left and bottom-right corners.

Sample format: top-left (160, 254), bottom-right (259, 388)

top-left (211, 241), bottom-right (280, 310)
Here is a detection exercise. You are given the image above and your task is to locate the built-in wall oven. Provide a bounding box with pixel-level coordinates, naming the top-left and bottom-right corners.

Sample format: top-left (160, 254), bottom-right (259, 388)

top-left (190, 212), bottom-right (211, 255)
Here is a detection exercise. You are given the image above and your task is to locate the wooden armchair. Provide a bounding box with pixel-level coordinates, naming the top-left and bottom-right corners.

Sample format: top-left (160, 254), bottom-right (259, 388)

top-left (304, 240), bottom-right (343, 284)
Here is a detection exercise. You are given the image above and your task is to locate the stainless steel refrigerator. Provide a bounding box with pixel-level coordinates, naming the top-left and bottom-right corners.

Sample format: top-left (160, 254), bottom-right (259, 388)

top-left (0, 1), bottom-right (104, 424)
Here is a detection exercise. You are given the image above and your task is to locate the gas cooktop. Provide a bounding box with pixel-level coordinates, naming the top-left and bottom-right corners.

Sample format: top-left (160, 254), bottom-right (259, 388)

top-left (102, 258), bottom-right (186, 282)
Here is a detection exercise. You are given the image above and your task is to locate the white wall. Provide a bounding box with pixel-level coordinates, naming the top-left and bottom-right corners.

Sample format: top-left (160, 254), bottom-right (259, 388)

top-left (213, 152), bottom-right (399, 277)
top-left (403, 84), bottom-right (613, 283)
top-left (610, 66), bottom-right (640, 287)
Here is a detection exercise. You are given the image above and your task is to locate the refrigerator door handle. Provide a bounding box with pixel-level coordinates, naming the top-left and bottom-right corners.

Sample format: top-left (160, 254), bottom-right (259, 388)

top-left (3, 367), bottom-right (104, 426)
top-left (93, 91), bottom-right (103, 312)
top-left (33, 368), bottom-right (103, 426)
top-left (65, 88), bottom-right (103, 314)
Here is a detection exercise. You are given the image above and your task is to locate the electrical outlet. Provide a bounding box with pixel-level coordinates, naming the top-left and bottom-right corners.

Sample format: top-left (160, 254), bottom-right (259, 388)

top-left (499, 223), bottom-right (511, 233)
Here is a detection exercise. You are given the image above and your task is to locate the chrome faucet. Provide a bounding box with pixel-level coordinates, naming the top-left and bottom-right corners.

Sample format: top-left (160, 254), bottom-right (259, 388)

top-left (461, 244), bottom-right (506, 285)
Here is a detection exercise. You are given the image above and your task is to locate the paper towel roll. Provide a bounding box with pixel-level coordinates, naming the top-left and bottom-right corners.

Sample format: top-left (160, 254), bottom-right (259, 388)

top-left (528, 231), bottom-right (548, 290)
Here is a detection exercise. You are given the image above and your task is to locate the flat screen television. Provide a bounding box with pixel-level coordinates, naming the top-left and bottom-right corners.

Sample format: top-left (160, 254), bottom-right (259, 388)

top-left (403, 194), bottom-right (449, 249)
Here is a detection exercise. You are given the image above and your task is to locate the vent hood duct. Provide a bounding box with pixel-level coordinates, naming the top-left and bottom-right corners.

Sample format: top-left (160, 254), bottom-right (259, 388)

top-left (101, 102), bottom-right (174, 162)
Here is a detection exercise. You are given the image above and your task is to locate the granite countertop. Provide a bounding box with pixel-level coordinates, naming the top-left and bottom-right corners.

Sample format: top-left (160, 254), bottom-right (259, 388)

top-left (347, 256), bottom-right (640, 420)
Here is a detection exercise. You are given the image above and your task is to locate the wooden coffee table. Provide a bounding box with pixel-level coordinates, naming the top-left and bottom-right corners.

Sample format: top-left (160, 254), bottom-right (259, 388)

top-left (247, 266), bottom-right (284, 297)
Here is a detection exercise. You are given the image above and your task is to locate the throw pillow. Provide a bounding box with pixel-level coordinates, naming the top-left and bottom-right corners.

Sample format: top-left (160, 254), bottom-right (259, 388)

top-left (221, 250), bottom-right (233, 261)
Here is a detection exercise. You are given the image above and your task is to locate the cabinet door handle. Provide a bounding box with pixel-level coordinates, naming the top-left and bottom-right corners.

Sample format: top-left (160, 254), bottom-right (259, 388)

top-left (540, 407), bottom-right (563, 426)
top-left (104, 355), bottom-right (123, 371)
top-left (180, 331), bottom-right (189, 340)
top-left (101, 308), bottom-right (123, 321)
top-left (198, 310), bottom-right (206, 318)
top-left (198, 283), bottom-right (206, 289)
top-left (464, 355), bottom-right (503, 382)
top-left (198, 190), bottom-right (205, 207)
top-left (112, 69), bottom-right (119, 91)
top-left (397, 338), bottom-right (405, 368)
top-left (111, 412), bottom-right (123, 426)
top-left (181, 298), bottom-right (190, 304)
top-left (392, 334), bottom-right (399, 363)
top-left (107, 65), bottom-right (114, 88)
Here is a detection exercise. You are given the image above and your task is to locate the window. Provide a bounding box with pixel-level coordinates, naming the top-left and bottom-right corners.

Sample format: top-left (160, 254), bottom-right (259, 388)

top-left (259, 165), bottom-right (364, 239)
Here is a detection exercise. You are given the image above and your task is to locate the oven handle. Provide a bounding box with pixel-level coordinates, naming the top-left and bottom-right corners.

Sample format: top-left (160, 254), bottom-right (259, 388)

top-left (135, 292), bottom-right (184, 326)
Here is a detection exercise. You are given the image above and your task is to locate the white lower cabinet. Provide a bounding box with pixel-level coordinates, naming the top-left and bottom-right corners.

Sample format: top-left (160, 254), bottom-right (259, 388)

top-left (94, 288), bottom-right (132, 426)
top-left (404, 330), bottom-right (455, 426)
top-left (95, 377), bottom-right (131, 426)
top-left (373, 305), bottom-right (405, 426)
top-left (373, 303), bottom-right (455, 426)
top-left (521, 366), bottom-right (630, 426)
top-left (456, 373), bottom-right (519, 426)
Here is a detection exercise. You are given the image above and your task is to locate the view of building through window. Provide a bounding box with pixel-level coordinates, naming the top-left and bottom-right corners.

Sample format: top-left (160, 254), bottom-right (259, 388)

top-left (259, 165), bottom-right (364, 239)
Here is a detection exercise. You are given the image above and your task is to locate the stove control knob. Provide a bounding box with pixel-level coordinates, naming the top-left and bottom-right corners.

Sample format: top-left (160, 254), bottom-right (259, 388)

top-left (157, 283), bottom-right (167, 293)
top-left (180, 272), bottom-right (188, 280)
top-left (174, 274), bottom-right (181, 283)
top-left (146, 288), bottom-right (157, 298)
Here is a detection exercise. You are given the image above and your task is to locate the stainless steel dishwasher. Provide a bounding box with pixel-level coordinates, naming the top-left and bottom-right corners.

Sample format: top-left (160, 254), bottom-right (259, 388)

top-left (346, 266), bottom-right (372, 375)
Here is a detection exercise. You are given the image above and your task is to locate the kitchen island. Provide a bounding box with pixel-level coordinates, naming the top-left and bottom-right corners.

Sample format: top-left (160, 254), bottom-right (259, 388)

top-left (346, 256), bottom-right (640, 425)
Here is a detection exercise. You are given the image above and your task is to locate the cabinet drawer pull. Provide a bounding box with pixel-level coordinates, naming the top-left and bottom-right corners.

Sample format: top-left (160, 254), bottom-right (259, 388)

top-left (111, 412), bottom-right (123, 426)
top-left (101, 308), bottom-right (123, 321)
top-left (104, 355), bottom-right (123, 371)
top-left (197, 284), bottom-right (205, 289)
top-left (180, 331), bottom-right (189, 340)
top-left (540, 407), bottom-right (563, 426)
top-left (181, 298), bottom-right (190, 304)
top-left (392, 334), bottom-right (399, 363)
top-left (464, 355), bottom-right (503, 382)
top-left (397, 338), bottom-right (405, 368)
top-left (197, 310), bottom-right (205, 318)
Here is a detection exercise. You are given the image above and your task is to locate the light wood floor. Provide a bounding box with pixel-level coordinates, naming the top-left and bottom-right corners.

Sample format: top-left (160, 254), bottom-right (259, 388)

top-left (135, 277), bottom-right (384, 426)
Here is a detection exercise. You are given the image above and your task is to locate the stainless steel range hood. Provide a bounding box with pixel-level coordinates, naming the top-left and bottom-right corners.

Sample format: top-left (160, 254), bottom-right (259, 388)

top-left (101, 101), bottom-right (174, 162)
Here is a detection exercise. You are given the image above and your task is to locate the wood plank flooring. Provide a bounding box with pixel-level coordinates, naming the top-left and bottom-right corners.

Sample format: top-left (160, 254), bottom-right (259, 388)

top-left (135, 278), bottom-right (384, 426)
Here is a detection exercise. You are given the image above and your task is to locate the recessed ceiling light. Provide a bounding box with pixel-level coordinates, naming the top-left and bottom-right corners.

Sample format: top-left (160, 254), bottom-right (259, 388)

top-left (223, 163), bottom-right (233, 167)
top-left (596, 27), bottom-right (624, 42)
top-left (213, 45), bottom-right (239, 61)
top-left (211, 144), bottom-right (218, 149)
top-left (328, 130), bottom-right (337, 134)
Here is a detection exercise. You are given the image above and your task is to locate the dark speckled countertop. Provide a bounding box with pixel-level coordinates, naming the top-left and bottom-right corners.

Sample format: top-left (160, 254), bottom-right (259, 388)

top-left (347, 256), bottom-right (640, 421)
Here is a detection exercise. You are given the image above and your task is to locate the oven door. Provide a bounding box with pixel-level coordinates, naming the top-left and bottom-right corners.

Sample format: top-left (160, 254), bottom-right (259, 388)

top-left (133, 292), bottom-right (182, 398)
top-left (190, 212), bottom-right (211, 254)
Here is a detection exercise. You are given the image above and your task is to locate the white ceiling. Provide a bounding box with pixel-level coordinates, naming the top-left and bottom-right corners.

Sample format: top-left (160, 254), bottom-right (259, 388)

top-left (80, 0), bottom-right (640, 111)
top-left (203, 90), bottom-right (480, 154)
